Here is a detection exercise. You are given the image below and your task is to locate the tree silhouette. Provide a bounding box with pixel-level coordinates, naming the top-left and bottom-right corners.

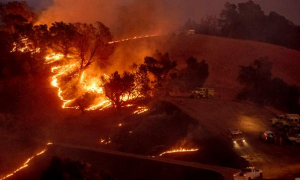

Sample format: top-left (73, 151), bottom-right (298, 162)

top-left (184, 57), bottom-right (209, 90)
top-left (143, 51), bottom-right (177, 95)
top-left (237, 57), bottom-right (299, 112)
top-left (73, 22), bottom-right (114, 70)
top-left (103, 71), bottom-right (135, 110)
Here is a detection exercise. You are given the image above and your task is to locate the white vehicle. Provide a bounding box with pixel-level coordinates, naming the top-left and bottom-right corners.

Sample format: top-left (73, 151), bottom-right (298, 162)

top-left (288, 134), bottom-right (300, 145)
top-left (233, 167), bottom-right (263, 180)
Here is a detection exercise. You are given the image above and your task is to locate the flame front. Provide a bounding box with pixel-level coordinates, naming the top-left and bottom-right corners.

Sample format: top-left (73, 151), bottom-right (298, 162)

top-left (12, 34), bottom-right (157, 111)
top-left (133, 106), bottom-right (149, 114)
top-left (159, 148), bottom-right (199, 156)
top-left (0, 142), bottom-right (52, 180)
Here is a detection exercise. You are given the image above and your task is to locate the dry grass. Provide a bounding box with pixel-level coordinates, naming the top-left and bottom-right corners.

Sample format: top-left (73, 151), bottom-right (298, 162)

top-left (114, 34), bottom-right (300, 99)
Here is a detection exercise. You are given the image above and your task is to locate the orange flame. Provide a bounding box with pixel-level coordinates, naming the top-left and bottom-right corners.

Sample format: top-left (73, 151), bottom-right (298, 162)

top-left (0, 142), bottom-right (52, 180)
top-left (108, 35), bottom-right (157, 44)
top-left (10, 37), bottom-right (40, 54)
top-left (159, 148), bottom-right (199, 156)
top-left (11, 35), bottom-right (158, 111)
top-left (133, 106), bottom-right (149, 114)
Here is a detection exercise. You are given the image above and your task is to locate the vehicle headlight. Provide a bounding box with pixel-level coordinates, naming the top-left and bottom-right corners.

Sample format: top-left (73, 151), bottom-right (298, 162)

top-left (243, 139), bottom-right (246, 142)
top-left (233, 140), bottom-right (236, 143)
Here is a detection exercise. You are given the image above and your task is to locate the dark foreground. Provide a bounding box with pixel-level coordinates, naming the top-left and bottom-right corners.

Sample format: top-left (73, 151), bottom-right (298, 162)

top-left (7, 145), bottom-right (223, 180)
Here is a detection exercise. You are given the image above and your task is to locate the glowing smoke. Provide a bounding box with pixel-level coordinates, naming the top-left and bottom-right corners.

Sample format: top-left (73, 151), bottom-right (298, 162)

top-left (37, 0), bottom-right (187, 38)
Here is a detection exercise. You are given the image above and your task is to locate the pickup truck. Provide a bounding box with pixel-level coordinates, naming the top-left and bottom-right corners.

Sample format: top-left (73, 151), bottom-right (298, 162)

top-left (288, 134), bottom-right (300, 145)
top-left (233, 167), bottom-right (263, 180)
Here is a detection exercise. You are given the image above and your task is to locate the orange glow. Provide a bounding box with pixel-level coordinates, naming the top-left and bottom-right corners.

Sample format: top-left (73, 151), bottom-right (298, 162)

top-left (10, 37), bottom-right (40, 54)
top-left (0, 142), bottom-right (52, 180)
top-left (133, 106), bottom-right (149, 114)
top-left (108, 35), bottom-right (157, 44)
top-left (159, 148), bottom-right (199, 156)
top-left (99, 138), bottom-right (111, 145)
top-left (11, 35), bottom-right (157, 111)
top-left (45, 53), bottom-right (64, 64)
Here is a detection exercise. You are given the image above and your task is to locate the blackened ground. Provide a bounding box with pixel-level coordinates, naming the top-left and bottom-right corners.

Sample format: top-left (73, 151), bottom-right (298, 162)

top-left (114, 100), bottom-right (248, 169)
top-left (9, 146), bottom-right (224, 180)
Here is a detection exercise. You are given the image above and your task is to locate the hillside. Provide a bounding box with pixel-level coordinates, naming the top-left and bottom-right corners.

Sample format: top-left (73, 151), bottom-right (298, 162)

top-left (110, 34), bottom-right (300, 99)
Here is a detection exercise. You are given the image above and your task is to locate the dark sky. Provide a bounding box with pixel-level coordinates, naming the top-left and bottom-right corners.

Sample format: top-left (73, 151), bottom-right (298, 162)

top-left (3, 0), bottom-right (300, 25)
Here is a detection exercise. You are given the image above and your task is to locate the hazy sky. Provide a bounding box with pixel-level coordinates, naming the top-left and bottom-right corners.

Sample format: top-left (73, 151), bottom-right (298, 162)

top-left (3, 0), bottom-right (300, 25)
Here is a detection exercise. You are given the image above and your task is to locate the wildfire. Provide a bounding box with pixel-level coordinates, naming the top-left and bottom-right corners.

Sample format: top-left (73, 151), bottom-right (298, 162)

top-left (0, 142), bottom-right (52, 180)
top-left (10, 37), bottom-right (40, 54)
top-left (12, 34), bottom-right (158, 111)
top-left (45, 53), bottom-right (64, 64)
top-left (159, 148), bottom-right (199, 156)
top-left (108, 35), bottom-right (157, 44)
top-left (133, 106), bottom-right (149, 114)
top-left (51, 63), bottom-right (79, 109)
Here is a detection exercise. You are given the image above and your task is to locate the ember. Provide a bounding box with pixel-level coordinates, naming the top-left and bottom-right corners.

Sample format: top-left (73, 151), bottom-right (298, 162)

top-left (99, 138), bottom-right (111, 144)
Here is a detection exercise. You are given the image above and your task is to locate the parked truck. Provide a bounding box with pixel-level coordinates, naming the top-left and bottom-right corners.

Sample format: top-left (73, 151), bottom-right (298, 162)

top-left (271, 114), bottom-right (300, 130)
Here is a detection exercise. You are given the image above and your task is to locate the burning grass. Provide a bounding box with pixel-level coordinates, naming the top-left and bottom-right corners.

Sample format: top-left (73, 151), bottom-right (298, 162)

top-left (114, 101), bottom-right (199, 155)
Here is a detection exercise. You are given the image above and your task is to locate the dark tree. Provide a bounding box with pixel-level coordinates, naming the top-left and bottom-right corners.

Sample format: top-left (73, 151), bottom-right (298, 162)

top-left (198, 16), bottom-right (219, 35)
top-left (237, 57), bottom-right (299, 112)
top-left (183, 57), bottom-right (209, 91)
top-left (219, 2), bottom-right (241, 37)
top-left (49, 22), bottom-right (77, 57)
top-left (237, 57), bottom-right (272, 104)
top-left (130, 63), bottom-right (152, 98)
top-left (103, 71), bottom-right (135, 110)
top-left (143, 51), bottom-right (177, 94)
top-left (41, 156), bottom-right (114, 180)
top-left (73, 22), bottom-right (114, 70)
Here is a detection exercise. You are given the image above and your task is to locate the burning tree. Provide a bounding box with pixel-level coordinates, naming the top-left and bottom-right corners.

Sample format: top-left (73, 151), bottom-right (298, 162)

top-left (73, 22), bottom-right (114, 70)
top-left (143, 51), bottom-right (177, 95)
top-left (102, 71), bottom-right (135, 110)
top-left (49, 22), bottom-right (77, 57)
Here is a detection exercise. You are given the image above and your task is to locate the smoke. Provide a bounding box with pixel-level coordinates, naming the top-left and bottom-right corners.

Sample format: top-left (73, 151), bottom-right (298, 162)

top-left (37, 0), bottom-right (300, 38)
top-left (37, 0), bottom-right (189, 38)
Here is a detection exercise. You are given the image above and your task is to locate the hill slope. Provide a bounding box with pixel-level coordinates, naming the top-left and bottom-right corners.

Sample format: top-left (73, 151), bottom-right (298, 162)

top-left (111, 34), bottom-right (300, 99)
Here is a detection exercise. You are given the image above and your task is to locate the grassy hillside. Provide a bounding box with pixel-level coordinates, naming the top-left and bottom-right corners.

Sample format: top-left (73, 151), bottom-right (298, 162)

top-left (111, 34), bottom-right (300, 99)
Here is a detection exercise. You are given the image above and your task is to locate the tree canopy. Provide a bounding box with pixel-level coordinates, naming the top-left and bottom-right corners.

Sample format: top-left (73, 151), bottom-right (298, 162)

top-left (237, 57), bottom-right (299, 112)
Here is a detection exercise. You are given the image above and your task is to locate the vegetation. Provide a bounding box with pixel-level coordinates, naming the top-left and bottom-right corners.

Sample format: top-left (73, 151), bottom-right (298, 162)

top-left (182, 0), bottom-right (300, 51)
top-left (102, 71), bottom-right (135, 110)
top-left (237, 57), bottom-right (300, 113)
top-left (41, 156), bottom-right (115, 180)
